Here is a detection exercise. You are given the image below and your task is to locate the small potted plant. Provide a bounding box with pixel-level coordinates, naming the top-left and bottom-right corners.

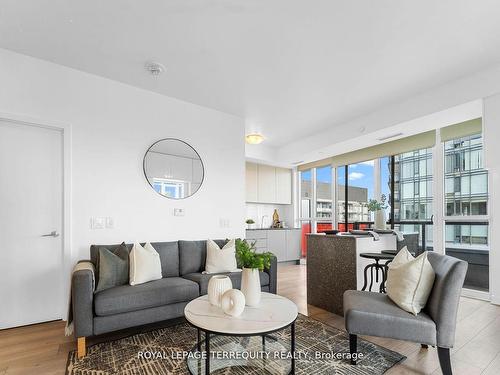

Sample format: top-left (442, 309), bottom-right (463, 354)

top-left (235, 239), bottom-right (273, 306)
top-left (245, 218), bottom-right (255, 229)
top-left (367, 194), bottom-right (388, 229)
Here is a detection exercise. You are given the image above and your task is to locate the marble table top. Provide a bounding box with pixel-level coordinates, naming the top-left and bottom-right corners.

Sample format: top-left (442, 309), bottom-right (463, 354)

top-left (184, 292), bottom-right (298, 335)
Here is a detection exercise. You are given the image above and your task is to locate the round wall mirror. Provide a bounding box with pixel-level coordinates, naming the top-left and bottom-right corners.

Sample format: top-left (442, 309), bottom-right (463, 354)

top-left (143, 138), bottom-right (204, 199)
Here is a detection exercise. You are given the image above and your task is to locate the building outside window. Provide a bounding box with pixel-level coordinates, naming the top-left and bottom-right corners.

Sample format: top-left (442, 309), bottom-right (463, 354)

top-left (444, 133), bottom-right (489, 292)
top-left (390, 147), bottom-right (433, 250)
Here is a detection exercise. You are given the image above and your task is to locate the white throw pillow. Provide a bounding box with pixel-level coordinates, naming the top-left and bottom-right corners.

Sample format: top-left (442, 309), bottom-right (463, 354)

top-left (386, 247), bottom-right (436, 315)
top-left (205, 239), bottom-right (238, 274)
top-left (129, 242), bottom-right (163, 285)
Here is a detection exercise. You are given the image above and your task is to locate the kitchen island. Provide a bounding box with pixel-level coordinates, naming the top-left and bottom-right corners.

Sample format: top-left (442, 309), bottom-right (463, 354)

top-left (306, 233), bottom-right (397, 315)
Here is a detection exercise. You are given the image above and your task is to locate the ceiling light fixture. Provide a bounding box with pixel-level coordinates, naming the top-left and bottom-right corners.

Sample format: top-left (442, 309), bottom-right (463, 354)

top-left (245, 133), bottom-right (265, 145)
top-left (145, 61), bottom-right (166, 77)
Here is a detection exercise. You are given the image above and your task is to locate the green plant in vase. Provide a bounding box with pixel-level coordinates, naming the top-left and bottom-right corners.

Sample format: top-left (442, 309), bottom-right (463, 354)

top-left (245, 219), bottom-right (255, 229)
top-left (367, 194), bottom-right (389, 229)
top-left (235, 238), bottom-right (274, 306)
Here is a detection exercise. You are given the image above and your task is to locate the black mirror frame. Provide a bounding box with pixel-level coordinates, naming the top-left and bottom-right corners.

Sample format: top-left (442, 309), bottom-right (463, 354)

top-left (143, 138), bottom-right (205, 200)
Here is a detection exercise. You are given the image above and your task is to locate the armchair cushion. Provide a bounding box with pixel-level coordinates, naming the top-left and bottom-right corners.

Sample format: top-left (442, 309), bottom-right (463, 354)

top-left (344, 290), bottom-right (437, 346)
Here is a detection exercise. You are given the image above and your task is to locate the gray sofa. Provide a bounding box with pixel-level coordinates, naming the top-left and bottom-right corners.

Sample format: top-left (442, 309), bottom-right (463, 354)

top-left (72, 239), bottom-right (277, 357)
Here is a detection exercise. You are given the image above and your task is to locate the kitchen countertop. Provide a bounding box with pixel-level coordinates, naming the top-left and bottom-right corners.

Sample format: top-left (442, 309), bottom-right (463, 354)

top-left (246, 228), bottom-right (301, 231)
top-left (307, 233), bottom-right (395, 238)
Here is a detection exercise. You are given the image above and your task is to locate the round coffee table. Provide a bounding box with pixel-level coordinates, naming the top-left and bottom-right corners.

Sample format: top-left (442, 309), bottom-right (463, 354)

top-left (184, 292), bottom-right (298, 375)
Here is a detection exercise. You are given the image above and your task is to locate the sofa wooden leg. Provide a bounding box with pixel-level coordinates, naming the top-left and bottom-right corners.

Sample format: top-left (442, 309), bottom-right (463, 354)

top-left (349, 334), bottom-right (357, 365)
top-left (437, 347), bottom-right (452, 375)
top-left (77, 337), bottom-right (86, 358)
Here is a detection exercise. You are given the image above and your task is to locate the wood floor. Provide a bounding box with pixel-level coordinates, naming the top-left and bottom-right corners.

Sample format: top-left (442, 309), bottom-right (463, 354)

top-left (1, 264), bottom-right (500, 374)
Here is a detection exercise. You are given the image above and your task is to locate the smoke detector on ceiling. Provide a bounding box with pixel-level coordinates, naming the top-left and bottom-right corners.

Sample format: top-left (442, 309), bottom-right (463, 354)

top-left (145, 61), bottom-right (166, 77)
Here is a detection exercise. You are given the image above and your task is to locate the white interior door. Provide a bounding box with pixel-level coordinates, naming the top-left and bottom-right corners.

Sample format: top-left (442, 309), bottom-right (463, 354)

top-left (0, 119), bottom-right (63, 329)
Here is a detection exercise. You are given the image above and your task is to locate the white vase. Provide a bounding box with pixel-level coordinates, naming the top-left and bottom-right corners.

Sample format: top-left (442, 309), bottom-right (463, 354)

top-left (221, 289), bottom-right (246, 317)
top-left (241, 268), bottom-right (261, 306)
top-left (207, 275), bottom-right (232, 307)
top-left (374, 210), bottom-right (386, 229)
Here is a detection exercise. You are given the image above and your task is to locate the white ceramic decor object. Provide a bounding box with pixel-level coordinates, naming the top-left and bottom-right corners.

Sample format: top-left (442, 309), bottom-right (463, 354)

top-left (374, 210), bottom-right (386, 229)
top-left (221, 289), bottom-right (246, 317)
top-left (241, 268), bottom-right (261, 306)
top-left (185, 293), bottom-right (298, 335)
top-left (207, 275), bottom-right (232, 307)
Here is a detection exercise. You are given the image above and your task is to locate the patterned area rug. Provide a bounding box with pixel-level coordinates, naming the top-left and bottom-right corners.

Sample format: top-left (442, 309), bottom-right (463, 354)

top-left (67, 314), bottom-right (404, 374)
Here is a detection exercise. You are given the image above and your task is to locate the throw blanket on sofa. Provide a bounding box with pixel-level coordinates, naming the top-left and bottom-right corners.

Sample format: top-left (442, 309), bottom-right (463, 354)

top-left (65, 261), bottom-right (95, 336)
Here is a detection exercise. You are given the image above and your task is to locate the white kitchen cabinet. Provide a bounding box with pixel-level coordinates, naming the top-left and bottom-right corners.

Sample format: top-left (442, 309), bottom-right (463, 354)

top-left (267, 230), bottom-right (287, 261)
top-left (246, 229), bottom-right (302, 262)
top-left (275, 167), bottom-right (292, 204)
top-left (245, 162), bottom-right (292, 204)
top-left (257, 164), bottom-right (276, 203)
top-left (285, 229), bottom-right (302, 261)
top-left (245, 162), bottom-right (259, 202)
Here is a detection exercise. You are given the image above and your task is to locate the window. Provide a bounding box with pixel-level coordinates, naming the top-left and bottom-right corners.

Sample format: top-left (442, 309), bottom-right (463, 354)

top-left (315, 166), bottom-right (333, 220)
top-left (393, 148), bottom-right (433, 250)
top-left (299, 170), bottom-right (313, 256)
top-left (444, 133), bottom-right (489, 292)
top-left (347, 160), bottom-right (374, 228)
top-left (300, 170), bottom-right (312, 218)
top-left (336, 166), bottom-right (347, 231)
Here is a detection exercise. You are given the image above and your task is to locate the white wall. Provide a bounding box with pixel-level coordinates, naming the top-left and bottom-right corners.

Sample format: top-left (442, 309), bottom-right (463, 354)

top-left (483, 94), bottom-right (500, 304)
top-left (0, 48), bottom-right (246, 267)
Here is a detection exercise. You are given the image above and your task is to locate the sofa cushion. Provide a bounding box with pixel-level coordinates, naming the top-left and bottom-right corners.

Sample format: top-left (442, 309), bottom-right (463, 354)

top-left (90, 243), bottom-right (133, 283)
top-left (179, 239), bottom-right (227, 275)
top-left (183, 271), bottom-right (270, 295)
top-left (343, 290), bottom-right (437, 346)
top-left (95, 244), bottom-right (129, 292)
top-left (94, 277), bottom-right (199, 316)
top-left (91, 242), bottom-right (180, 279)
top-left (150, 241), bottom-right (180, 277)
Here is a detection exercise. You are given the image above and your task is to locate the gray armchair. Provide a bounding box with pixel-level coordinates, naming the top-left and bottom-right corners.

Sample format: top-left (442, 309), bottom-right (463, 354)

top-left (344, 252), bottom-right (467, 375)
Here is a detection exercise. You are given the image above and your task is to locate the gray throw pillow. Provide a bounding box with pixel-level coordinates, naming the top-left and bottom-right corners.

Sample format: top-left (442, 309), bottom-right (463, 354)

top-left (95, 243), bottom-right (129, 292)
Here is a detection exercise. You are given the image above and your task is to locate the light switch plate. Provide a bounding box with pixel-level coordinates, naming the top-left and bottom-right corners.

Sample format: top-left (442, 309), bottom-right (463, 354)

top-left (91, 217), bottom-right (106, 229)
top-left (105, 217), bottom-right (115, 229)
top-left (219, 218), bottom-right (230, 228)
top-left (174, 208), bottom-right (185, 216)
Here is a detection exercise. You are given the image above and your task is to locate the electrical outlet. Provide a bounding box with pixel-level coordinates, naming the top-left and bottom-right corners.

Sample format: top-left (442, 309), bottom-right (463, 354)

top-left (174, 208), bottom-right (185, 216)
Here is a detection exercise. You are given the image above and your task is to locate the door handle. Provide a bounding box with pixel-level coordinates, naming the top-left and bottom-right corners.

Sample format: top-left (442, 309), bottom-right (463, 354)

top-left (42, 231), bottom-right (60, 238)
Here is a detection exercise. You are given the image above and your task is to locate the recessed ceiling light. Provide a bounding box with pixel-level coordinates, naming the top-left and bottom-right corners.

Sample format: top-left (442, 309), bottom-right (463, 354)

top-left (145, 61), bottom-right (166, 77)
top-left (245, 133), bottom-right (265, 145)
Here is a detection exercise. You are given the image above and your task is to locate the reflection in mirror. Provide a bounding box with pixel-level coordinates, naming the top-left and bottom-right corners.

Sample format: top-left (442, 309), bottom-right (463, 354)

top-left (143, 139), bottom-right (204, 199)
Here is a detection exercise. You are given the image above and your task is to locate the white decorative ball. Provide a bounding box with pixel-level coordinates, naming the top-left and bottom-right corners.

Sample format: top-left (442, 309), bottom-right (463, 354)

top-left (207, 275), bottom-right (232, 307)
top-left (221, 289), bottom-right (246, 317)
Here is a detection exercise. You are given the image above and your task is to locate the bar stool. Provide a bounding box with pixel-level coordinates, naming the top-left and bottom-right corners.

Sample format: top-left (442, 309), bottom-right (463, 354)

top-left (359, 253), bottom-right (395, 293)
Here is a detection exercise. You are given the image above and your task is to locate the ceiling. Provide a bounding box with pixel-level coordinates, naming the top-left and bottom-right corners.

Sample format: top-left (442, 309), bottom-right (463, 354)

top-left (1, 0), bottom-right (500, 148)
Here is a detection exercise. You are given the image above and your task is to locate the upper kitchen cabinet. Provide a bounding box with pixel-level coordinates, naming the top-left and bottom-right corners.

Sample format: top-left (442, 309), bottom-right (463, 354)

top-left (257, 164), bottom-right (276, 203)
top-left (246, 162), bottom-right (292, 204)
top-left (275, 167), bottom-right (292, 204)
top-left (245, 162), bottom-right (259, 202)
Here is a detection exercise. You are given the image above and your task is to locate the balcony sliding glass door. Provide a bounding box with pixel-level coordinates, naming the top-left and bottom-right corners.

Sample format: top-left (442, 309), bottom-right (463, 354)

top-left (444, 132), bottom-right (489, 292)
